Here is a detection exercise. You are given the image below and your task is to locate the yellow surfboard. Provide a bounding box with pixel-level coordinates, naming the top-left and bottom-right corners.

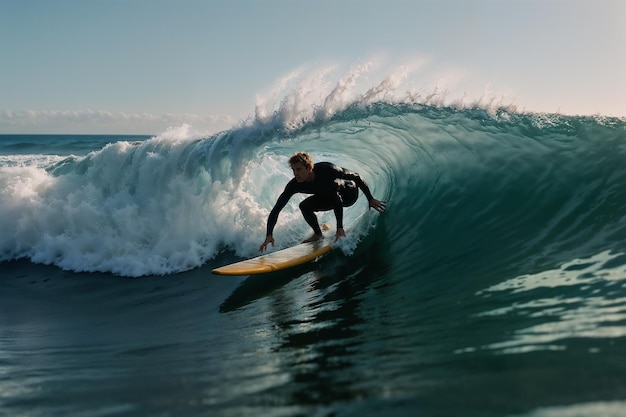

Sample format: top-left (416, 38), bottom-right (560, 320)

top-left (212, 237), bottom-right (334, 275)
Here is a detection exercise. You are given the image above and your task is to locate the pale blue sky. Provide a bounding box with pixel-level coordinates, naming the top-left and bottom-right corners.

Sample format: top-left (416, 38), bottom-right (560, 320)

top-left (1, 0), bottom-right (624, 134)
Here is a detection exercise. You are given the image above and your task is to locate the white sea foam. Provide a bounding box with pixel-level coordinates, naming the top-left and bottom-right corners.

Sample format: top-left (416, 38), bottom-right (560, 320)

top-left (0, 119), bottom-right (380, 276)
top-left (250, 59), bottom-right (520, 133)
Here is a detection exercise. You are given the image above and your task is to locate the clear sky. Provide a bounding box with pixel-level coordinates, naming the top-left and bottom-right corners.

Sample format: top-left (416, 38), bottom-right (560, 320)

top-left (1, 0), bottom-right (624, 134)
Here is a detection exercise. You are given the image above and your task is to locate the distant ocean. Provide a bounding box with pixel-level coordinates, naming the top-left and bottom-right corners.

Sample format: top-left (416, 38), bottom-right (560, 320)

top-left (2, 100), bottom-right (626, 416)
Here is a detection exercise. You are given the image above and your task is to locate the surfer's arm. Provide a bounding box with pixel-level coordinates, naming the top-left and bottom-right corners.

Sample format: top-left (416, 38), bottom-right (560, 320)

top-left (332, 193), bottom-right (345, 231)
top-left (368, 198), bottom-right (386, 213)
top-left (266, 190), bottom-right (292, 236)
top-left (259, 235), bottom-right (274, 252)
top-left (260, 185), bottom-right (295, 252)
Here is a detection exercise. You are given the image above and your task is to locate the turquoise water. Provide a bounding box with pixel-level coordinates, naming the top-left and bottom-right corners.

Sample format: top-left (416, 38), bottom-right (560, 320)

top-left (1, 103), bottom-right (626, 416)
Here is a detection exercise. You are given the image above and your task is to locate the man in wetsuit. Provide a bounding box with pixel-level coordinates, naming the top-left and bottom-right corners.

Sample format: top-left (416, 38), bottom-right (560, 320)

top-left (259, 151), bottom-right (386, 252)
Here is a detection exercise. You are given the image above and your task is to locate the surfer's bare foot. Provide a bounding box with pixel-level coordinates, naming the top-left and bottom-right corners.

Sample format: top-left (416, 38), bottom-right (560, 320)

top-left (302, 233), bottom-right (323, 243)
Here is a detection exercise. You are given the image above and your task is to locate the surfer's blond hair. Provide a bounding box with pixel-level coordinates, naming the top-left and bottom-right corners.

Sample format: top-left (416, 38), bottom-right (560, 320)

top-left (289, 152), bottom-right (313, 170)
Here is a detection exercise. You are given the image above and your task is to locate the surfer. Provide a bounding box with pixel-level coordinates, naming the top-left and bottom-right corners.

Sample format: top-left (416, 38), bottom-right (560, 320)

top-left (259, 151), bottom-right (386, 252)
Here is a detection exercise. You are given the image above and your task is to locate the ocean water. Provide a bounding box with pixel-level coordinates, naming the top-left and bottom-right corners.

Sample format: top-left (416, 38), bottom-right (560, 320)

top-left (2, 101), bottom-right (626, 416)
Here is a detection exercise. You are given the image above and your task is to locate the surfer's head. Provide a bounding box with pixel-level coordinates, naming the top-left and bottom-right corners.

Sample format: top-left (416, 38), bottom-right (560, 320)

top-left (289, 151), bottom-right (314, 183)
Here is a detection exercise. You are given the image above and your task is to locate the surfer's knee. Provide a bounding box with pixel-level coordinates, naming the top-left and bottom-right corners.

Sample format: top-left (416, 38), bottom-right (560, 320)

top-left (299, 199), bottom-right (313, 213)
top-left (340, 183), bottom-right (359, 207)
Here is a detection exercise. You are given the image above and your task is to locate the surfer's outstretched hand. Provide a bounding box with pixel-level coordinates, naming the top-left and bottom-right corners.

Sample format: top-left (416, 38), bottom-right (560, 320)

top-left (259, 235), bottom-right (274, 252)
top-left (369, 198), bottom-right (387, 213)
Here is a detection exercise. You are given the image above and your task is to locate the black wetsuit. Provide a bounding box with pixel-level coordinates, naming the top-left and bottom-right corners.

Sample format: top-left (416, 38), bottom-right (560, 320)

top-left (266, 162), bottom-right (375, 236)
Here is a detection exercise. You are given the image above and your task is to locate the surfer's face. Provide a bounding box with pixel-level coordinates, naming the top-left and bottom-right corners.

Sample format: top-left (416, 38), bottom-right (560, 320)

top-left (291, 162), bottom-right (311, 183)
